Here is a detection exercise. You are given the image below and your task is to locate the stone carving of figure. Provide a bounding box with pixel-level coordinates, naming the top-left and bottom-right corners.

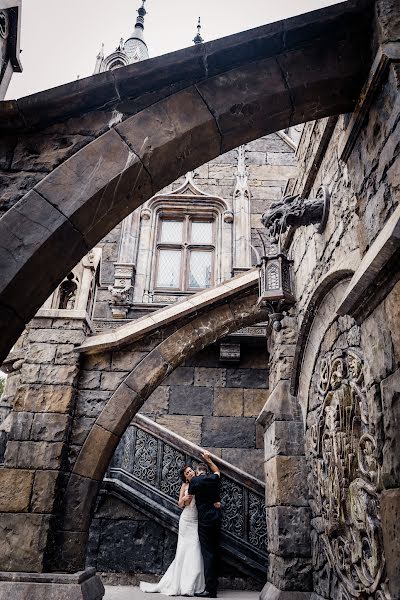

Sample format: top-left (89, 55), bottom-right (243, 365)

top-left (58, 273), bottom-right (78, 310)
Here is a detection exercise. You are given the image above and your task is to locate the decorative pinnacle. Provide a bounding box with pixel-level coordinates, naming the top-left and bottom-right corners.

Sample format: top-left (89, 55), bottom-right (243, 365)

top-left (97, 42), bottom-right (104, 59)
top-left (136, 0), bottom-right (146, 29)
top-left (193, 17), bottom-right (204, 45)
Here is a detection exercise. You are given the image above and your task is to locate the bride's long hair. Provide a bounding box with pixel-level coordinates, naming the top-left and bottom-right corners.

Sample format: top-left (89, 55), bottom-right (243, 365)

top-left (179, 464), bottom-right (192, 483)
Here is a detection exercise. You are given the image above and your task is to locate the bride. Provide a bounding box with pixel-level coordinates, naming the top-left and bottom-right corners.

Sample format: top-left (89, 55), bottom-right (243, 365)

top-left (139, 464), bottom-right (205, 596)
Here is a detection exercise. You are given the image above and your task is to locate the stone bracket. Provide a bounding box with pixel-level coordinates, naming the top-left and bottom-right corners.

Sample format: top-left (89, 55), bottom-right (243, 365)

top-left (257, 380), bottom-right (302, 429)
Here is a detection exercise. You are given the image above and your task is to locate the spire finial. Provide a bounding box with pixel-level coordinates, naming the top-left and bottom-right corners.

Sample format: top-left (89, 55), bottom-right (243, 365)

top-left (193, 17), bottom-right (204, 45)
top-left (135, 0), bottom-right (146, 30)
top-left (97, 42), bottom-right (104, 60)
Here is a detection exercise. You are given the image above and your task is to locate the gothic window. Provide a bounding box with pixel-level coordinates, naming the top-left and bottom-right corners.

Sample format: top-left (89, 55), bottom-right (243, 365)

top-left (155, 214), bottom-right (215, 292)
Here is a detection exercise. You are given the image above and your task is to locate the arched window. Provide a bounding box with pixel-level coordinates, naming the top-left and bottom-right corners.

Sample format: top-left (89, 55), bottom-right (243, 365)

top-left (108, 60), bottom-right (125, 70)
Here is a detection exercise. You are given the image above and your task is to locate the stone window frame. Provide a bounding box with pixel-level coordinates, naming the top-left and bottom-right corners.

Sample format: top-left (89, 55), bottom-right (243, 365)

top-left (153, 209), bottom-right (217, 293)
top-left (133, 191), bottom-right (232, 303)
top-left (102, 52), bottom-right (129, 72)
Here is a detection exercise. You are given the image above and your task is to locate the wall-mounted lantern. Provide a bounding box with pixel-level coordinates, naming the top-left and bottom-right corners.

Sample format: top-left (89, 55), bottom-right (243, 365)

top-left (256, 185), bottom-right (330, 330)
top-left (257, 247), bottom-right (295, 331)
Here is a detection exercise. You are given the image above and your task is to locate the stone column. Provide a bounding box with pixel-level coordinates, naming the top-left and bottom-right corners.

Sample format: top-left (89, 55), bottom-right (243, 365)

top-left (133, 207), bottom-right (153, 302)
top-left (0, 316), bottom-right (88, 573)
top-left (221, 210), bottom-right (234, 281)
top-left (232, 145), bottom-right (252, 274)
top-left (0, 315), bottom-right (104, 597)
top-left (257, 317), bottom-right (312, 599)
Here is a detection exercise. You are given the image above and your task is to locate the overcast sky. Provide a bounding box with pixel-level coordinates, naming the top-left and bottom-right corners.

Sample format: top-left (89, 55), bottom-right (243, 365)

top-left (6, 0), bottom-right (344, 100)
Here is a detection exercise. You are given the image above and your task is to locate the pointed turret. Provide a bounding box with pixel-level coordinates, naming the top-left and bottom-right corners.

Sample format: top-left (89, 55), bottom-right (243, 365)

top-left (193, 17), bottom-right (204, 45)
top-left (125, 0), bottom-right (149, 62)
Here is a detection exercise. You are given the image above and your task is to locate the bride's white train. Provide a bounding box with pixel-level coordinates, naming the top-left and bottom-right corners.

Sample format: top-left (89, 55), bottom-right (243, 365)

top-left (139, 494), bottom-right (205, 596)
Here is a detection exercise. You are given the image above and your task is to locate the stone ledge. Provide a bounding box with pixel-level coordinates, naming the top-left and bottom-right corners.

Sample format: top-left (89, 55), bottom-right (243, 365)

top-left (337, 203), bottom-right (400, 320)
top-left (260, 582), bottom-right (311, 600)
top-left (0, 568), bottom-right (104, 599)
top-left (77, 269), bottom-right (259, 354)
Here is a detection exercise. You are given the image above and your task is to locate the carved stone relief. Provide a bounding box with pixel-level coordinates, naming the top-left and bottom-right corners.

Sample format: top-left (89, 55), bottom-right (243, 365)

top-left (307, 345), bottom-right (390, 599)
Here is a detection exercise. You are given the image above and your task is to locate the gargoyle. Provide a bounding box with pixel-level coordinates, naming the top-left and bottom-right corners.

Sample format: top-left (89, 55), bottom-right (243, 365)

top-left (261, 186), bottom-right (330, 239)
top-left (108, 282), bottom-right (133, 304)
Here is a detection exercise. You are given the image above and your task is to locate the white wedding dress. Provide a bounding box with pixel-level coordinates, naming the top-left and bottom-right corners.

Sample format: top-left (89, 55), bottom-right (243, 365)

top-left (139, 496), bottom-right (205, 596)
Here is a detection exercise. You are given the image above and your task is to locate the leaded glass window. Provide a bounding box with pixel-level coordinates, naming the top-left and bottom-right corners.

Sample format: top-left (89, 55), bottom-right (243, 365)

top-left (155, 215), bottom-right (215, 292)
top-left (160, 220), bottom-right (183, 244)
top-left (189, 251), bottom-right (212, 288)
top-left (156, 249), bottom-right (182, 288)
top-left (191, 221), bottom-right (213, 245)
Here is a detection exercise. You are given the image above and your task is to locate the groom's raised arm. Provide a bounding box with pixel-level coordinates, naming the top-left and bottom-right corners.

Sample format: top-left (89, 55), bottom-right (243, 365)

top-left (202, 451), bottom-right (220, 477)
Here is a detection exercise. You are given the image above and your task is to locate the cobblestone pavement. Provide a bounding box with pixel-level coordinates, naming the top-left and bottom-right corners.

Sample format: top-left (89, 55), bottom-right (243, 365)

top-left (104, 587), bottom-right (260, 600)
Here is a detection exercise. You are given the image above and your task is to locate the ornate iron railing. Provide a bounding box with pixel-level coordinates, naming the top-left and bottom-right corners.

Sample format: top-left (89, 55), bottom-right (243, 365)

top-left (104, 414), bottom-right (267, 580)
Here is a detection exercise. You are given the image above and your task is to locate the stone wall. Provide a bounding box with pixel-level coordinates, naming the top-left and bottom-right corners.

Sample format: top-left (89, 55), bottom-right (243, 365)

top-left (142, 341), bottom-right (268, 481)
top-left (256, 34), bottom-right (400, 599)
top-left (86, 495), bottom-right (177, 580)
top-left (73, 338), bottom-right (268, 483)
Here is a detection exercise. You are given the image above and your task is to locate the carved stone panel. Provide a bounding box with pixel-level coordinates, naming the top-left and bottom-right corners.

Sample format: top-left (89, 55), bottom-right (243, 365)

top-left (306, 346), bottom-right (390, 599)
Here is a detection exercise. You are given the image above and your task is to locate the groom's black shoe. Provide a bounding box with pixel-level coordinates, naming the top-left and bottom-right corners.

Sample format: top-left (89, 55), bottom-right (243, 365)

top-left (194, 592), bottom-right (217, 598)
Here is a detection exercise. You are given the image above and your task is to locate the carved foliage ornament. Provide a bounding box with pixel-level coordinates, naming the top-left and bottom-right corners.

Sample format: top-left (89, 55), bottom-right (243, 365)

top-left (309, 349), bottom-right (389, 598)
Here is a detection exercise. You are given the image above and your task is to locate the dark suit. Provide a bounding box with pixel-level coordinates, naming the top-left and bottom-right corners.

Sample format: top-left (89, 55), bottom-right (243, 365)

top-left (189, 473), bottom-right (221, 596)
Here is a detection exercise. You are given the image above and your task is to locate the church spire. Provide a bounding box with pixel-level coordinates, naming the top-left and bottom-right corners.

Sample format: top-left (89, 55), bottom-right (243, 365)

top-left (124, 0), bottom-right (149, 61)
top-left (193, 17), bottom-right (204, 45)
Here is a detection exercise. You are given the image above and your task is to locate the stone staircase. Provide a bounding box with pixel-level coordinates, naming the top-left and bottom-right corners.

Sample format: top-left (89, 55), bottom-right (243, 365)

top-left (101, 414), bottom-right (268, 582)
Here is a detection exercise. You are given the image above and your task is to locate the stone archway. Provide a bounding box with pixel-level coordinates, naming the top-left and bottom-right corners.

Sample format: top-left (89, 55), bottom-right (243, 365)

top-left (46, 291), bottom-right (264, 572)
top-left (0, 0), bottom-right (373, 364)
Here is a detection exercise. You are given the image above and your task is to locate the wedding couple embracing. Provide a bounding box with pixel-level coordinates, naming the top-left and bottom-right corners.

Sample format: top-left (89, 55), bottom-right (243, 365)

top-left (140, 450), bottom-right (222, 598)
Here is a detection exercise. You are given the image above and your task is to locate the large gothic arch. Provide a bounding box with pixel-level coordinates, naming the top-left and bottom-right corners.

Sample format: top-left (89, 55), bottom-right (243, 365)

top-left (49, 291), bottom-right (264, 571)
top-left (0, 0), bottom-right (373, 364)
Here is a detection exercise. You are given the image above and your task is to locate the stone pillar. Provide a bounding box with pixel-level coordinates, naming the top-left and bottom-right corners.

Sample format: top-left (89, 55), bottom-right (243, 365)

top-left (0, 316), bottom-right (89, 574)
top-left (257, 317), bottom-right (312, 599)
top-left (221, 210), bottom-right (234, 281)
top-left (380, 367), bottom-right (400, 600)
top-left (232, 145), bottom-right (252, 274)
top-left (133, 206), bottom-right (153, 302)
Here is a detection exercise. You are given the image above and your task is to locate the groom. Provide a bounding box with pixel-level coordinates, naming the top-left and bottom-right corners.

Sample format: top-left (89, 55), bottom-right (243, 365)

top-left (189, 451), bottom-right (222, 598)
